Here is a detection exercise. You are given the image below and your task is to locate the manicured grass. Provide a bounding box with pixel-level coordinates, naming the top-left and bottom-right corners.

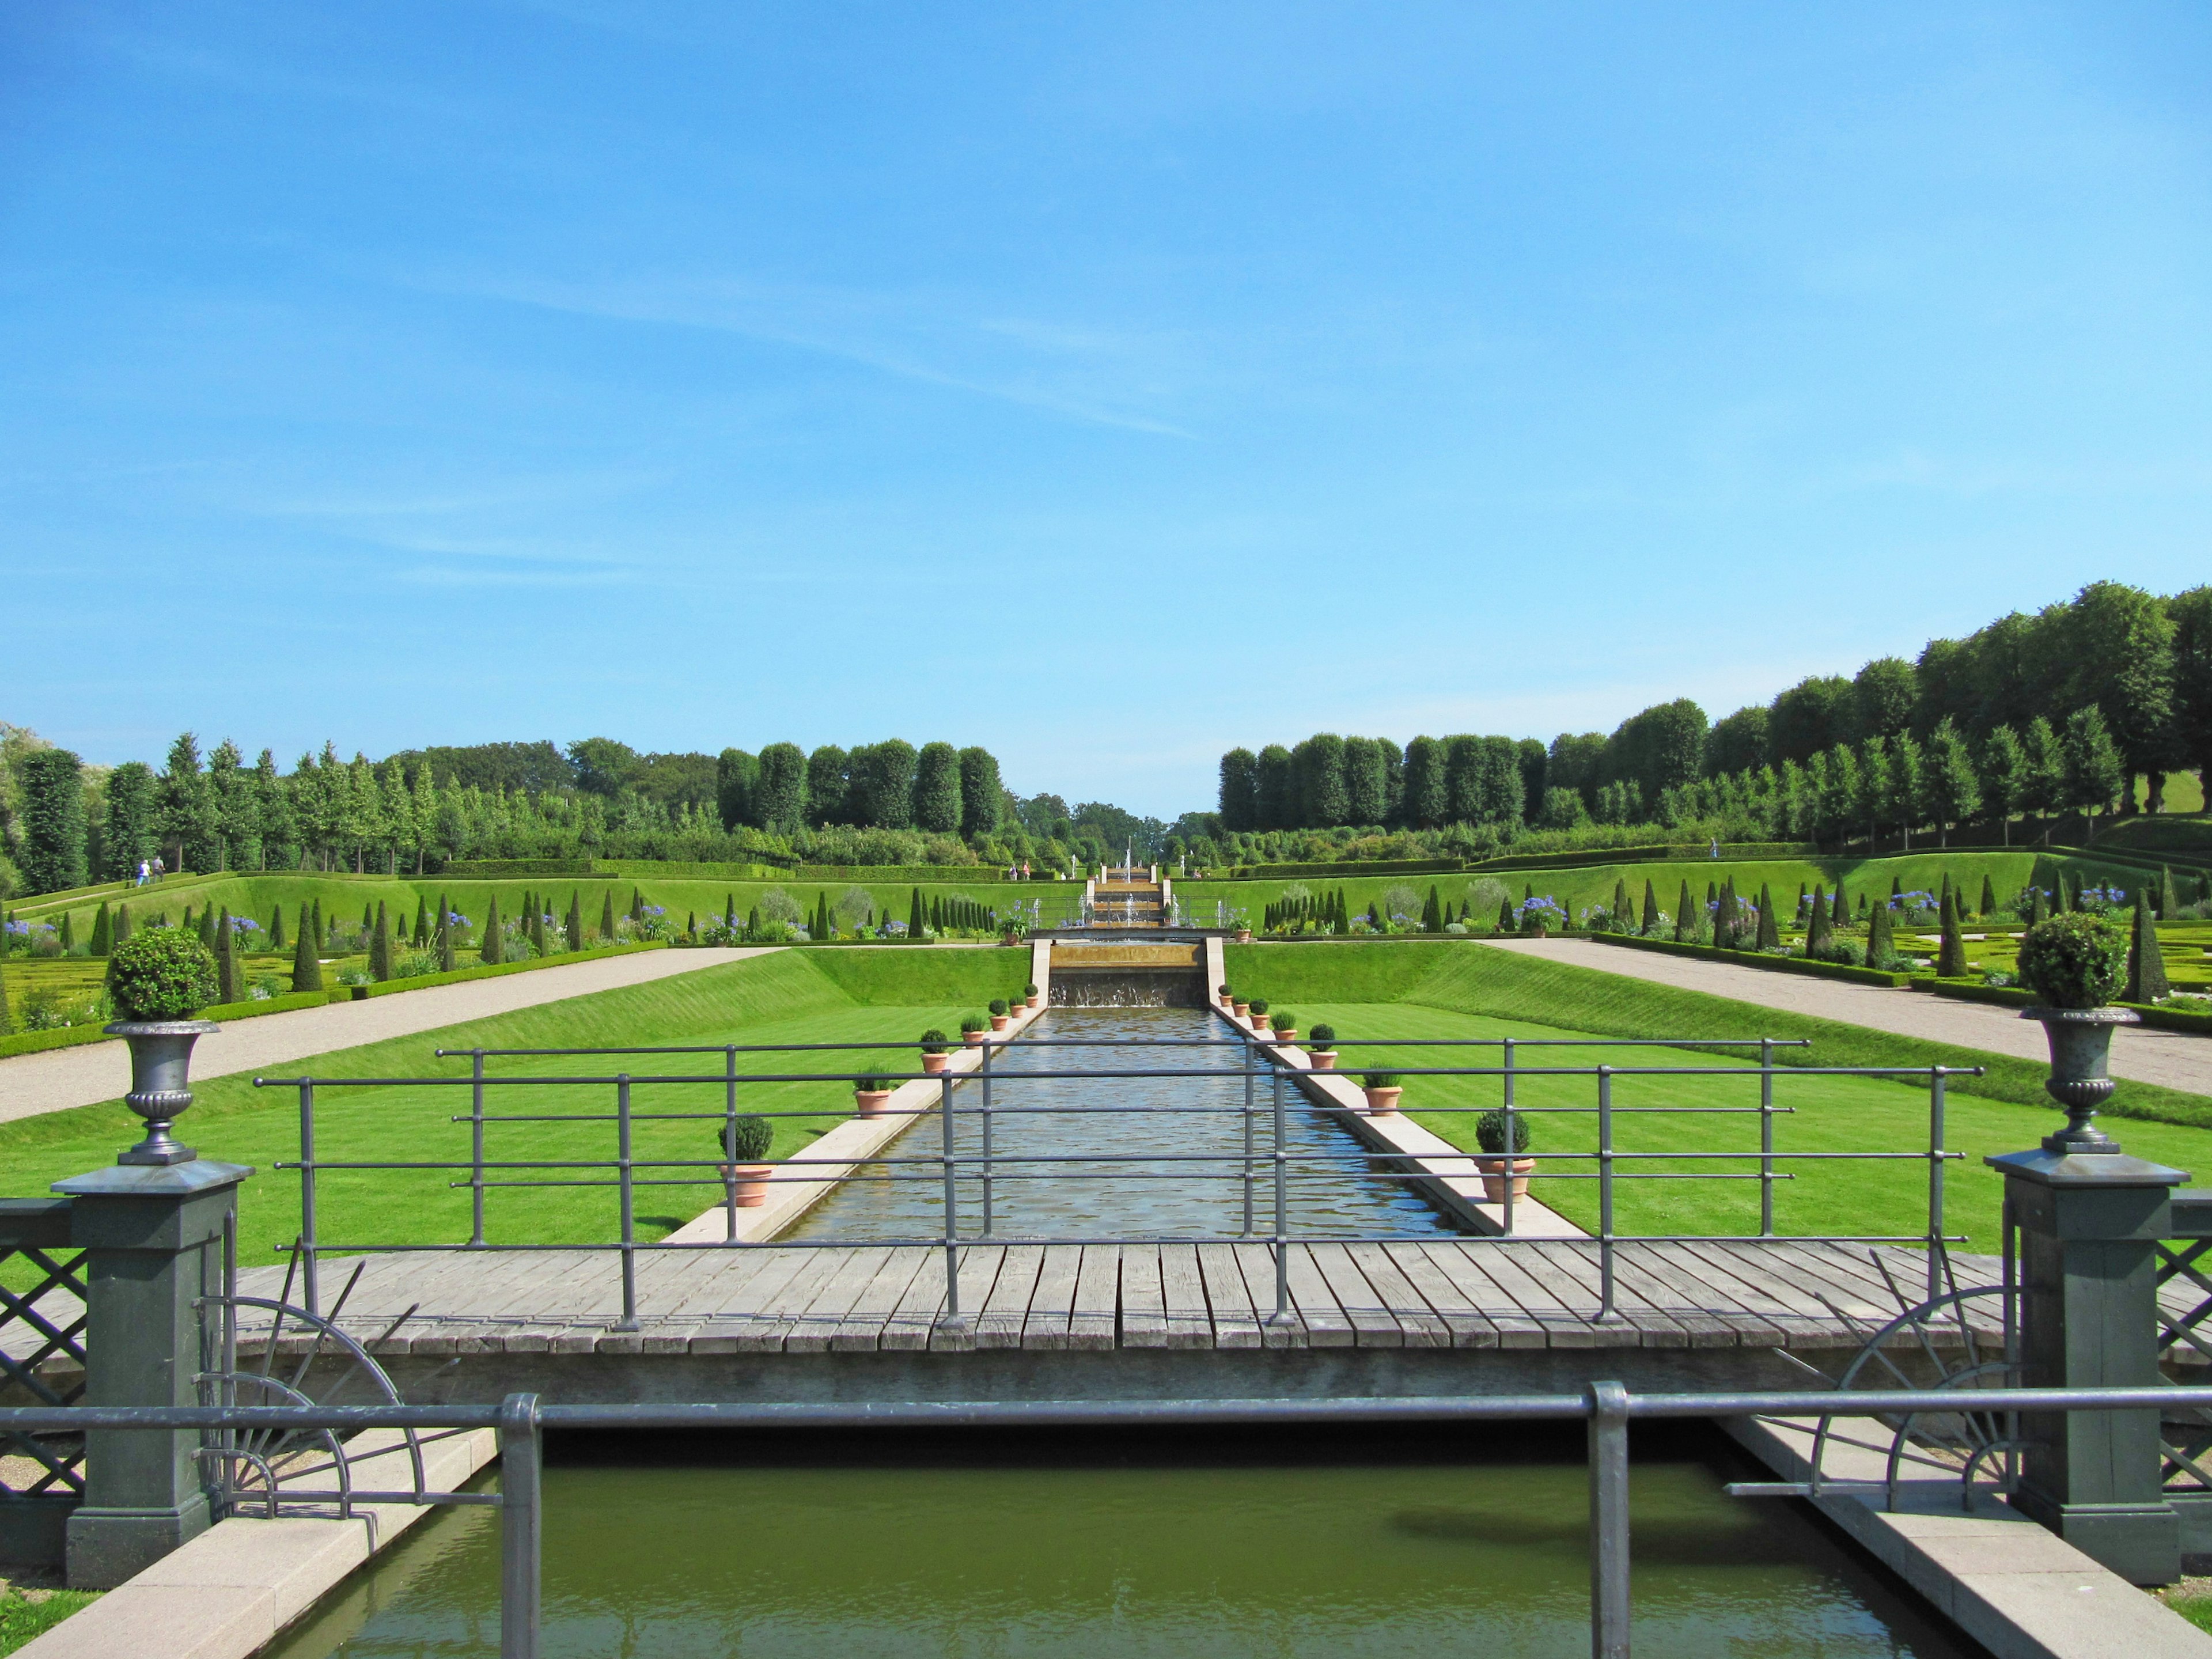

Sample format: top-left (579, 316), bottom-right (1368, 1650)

top-left (0, 1588), bottom-right (99, 1653)
top-left (0, 950), bottom-right (1026, 1270)
top-left (1226, 941), bottom-right (2212, 1128)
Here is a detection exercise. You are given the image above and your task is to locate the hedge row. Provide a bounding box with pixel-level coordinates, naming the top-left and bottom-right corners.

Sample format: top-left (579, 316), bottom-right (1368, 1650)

top-left (1225, 858), bottom-right (1466, 879)
top-left (1920, 976), bottom-right (2212, 1036)
top-left (1471, 842), bottom-right (1816, 873)
top-left (437, 857), bottom-right (1028, 882)
top-left (1586, 931), bottom-right (1916, 987)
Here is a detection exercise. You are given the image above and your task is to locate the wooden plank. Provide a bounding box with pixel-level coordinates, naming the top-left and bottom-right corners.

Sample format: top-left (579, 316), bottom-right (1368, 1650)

top-left (1378, 1244), bottom-right (1501, 1349)
top-left (928, 1247), bottom-right (1005, 1353)
top-left (1521, 1243), bottom-right (1688, 1349)
top-left (1449, 1243), bottom-right (1598, 1348)
top-left (1640, 1243), bottom-right (1805, 1343)
top-left (882, 1247), bottom-right (957, 1352)
top-left (1196, 1244), bottom-right (1262, 1349)
top-left (1231, 1243), bottom-right (1306, 1350)
top-left (1068, 1245), bottom-right (1119, 1350)
top-left (1120, 1246), bottom-right (1169, 1349)
top-left (1306, 1244), bottom-right (1403, 1348)
top-left (827, 1247), bottom-right (932, 1352)
top-left (1697, 1241), bottom-right (1862, 1344)
top-left (688, 1245), bottom-right (850, 1353)
top-left (1344, 1244), bottom-right (1449, 1349)
top-left (1279, 1246), bottom-right (1355, 1348)
top-left (978, 1246), bottom-right (1044, 1350)
top-left (1020, 1245), bottom-right (1082, 1350)
top-left (1412, 1243), bottom-right (1543, 1347)
top-left (1158, 1245), bottom-right (1214, 1350)
top-left (1600, 1244), bottom-right (1751, 1348)
top-left (785, 1249), bottom-right (896, 1352)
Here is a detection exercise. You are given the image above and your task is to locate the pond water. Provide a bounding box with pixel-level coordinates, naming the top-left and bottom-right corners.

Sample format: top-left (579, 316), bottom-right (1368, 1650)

top-left (262, 1421), bottom-right (1984, 1658)
top-left (782, 1005), bottom-right (1456, 1242)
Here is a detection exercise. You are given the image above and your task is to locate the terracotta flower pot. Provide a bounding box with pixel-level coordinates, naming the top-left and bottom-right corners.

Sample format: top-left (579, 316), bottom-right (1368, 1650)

top-left (921, 1051), bottom-right (950, 1075)
top-left (1363, 1086), bottom-right (1403, 1116)
top-left (1236, 930), bottom-right (1252, 943)
top-left (1310, 1050), bottom-right (1338, 1070)
top-left (1251, 1014), bottom-right (1271, 1031)
top-left (964, 1029), bottom-right (987, 1046)
top-left (1527, 925), bottom-right (1548, 940)
top-left (721, 1163), bottom-right (772, 1207)
top-left (1479, 1157), bottom-right (1535, 1202)
top-left (990, 1014), bottom-right (1010, 1032)
top-left (1232, 1001), bottom-right (1248, 1017)
top-left (854, 1088), bottom-right (892, 1118)
top-left (1271, 1027), bottom-right (1297, 1044)
top-left (1026, 995), bottom-right (1040, 1009)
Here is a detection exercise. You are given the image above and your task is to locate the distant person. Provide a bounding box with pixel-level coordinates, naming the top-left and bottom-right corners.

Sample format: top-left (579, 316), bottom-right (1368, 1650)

top-left (152, 855), bottom-right (166, 881)
top-left (135, 859), bottom-right (148, 888)
top-left (1708, 838), bottom-right (1719, 860)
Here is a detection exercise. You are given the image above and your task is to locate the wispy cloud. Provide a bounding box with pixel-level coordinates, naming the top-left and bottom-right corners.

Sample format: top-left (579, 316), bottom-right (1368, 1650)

top-left (396, 267), bottom-right (1199, 438)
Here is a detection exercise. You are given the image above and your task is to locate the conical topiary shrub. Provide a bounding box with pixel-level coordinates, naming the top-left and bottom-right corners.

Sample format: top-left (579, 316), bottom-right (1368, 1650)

top-left (566, 892), bottom-right (583, 953)
top-left (1833, 887), bottom-right (1848, 926)
top-left (370, 902), bottom-right (392, 981)
top-left (1674, 880), bottom-right (1694, 942)
top-left (214, 908), bottom-right (240, 1003)
top-left (1756, 883), bottom-right (1779, 950)
top-left (438, 892), bottom-right (457, 971)
top-left (89, 903), bottom-right (111, 957)
top-left (114, 903), bottom-right (133, 946)
top-left (480, 895), bottom-right (503, 965)
top-left (2127, 884), bottom-right (2170, 1003)
top-left (292, 914), bottom-right (323, 993)
top-left (1980, 876), bottom-right (1995, 919)
top-left (601, 892), bottom-right (617, 944)
top-left (1937, 889), bottom-right (1968, 978)
top-left (1868, 897), bottom-right (1895, 967)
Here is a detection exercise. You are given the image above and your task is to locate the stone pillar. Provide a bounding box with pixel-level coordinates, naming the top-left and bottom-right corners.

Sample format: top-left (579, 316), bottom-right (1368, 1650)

top-left (1987, 1142), bottom-right (2188, 1585)
top-left (54, 1158), bottom-right (251, 1589)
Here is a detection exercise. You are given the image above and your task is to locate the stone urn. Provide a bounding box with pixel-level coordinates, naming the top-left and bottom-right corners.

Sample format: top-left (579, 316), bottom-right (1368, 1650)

top-left (1362, 1085), bottom-right (1403, 1117)
top-left (921, 1051), bottom-right (950, 1075)
top-left (2022, 1005), bottom-right (2141, 1153)
top-left (720, 1164), bottom-right (772, 1207)
top-left (1309, 1048), bottom-right (1339, 1071)
top-left (854, 1087), bottom-right (893, 1118)
top-left (105, 1020), bottom-right (219, 1166)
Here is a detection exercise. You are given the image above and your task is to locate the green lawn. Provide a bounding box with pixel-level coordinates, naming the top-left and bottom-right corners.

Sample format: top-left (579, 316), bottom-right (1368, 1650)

top-left (0, 949), bottom-right (1028, 1268)
top-left (1228, 941), bottom-right (2212, 1245)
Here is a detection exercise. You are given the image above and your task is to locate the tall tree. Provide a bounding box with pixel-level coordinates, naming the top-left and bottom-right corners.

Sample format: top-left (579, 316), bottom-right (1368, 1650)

top-left (911, 742), bottom-right (963, 833)
top-left (1401, 737), bottom-right (1447, 829)
top-left (1217, 749), bottom-right (1260, 831)
top-left (157, 733), bottom-right (211, 873)
top-left (2167, 585), bottom-right (2212, 798)
top-left (957, 747), bottom-right (1003, 839)
top-left (1342, 737), bottom-right (1387, 826)
top-left (17, 748), bottom-right (86, 895)
top-left (101, 760), bottom-right (158, 881)
top-left (714, 748), bottom-right (759, 831)
top-left (2061, 704), bottom-right (2126, 839)
top-left (2020, 715), bottom-right (2065, 842)
top-left (752, 743), bottom-right (807, 832)
top-left (1922, 718), bottom-right (1980, 846)
top-left (2059, 580), bottom-right (2176, 802)
top-left (1851, 657), bottom-right (1918, 743)
top-left (1253, 745), bottom-right (1295, 831)
top-left (1978, 725), bottom-right (2025, 846)
top-left (804, 745), bottom-right (851, 827)
top-left (1292, 734), bottom-right (1350, 828)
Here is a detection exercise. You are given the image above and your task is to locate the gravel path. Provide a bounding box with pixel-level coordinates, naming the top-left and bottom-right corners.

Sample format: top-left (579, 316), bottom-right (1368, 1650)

top-left (0, 947), bottom-right (775, 1126)
top-left (1478, 938), bottom-right (2212, 1097)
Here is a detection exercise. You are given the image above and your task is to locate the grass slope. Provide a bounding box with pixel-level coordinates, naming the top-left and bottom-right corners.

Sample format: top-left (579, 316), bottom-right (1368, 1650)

top-left (1226, 941), bottom-right (2212, 1244)
top-left (0, 949), bottom-right (1022, 1270)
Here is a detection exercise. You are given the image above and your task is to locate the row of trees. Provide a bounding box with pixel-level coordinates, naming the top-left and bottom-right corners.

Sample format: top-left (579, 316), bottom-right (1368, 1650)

top-left (712, 742), bottom-right (1004, 837)
top-left (1222, 582), bottom-right (2212, 834)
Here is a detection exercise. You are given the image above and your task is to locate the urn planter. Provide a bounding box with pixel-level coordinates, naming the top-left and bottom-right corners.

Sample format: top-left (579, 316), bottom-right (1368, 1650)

top-left (105, 1020), bottom-right (219, 1166)
top-left (2022, 1005), bottom-right (2139, 1153)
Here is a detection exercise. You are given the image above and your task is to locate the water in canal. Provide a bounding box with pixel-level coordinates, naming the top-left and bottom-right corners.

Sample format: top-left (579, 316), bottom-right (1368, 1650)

top-left (262, 1419), bottom-right (1984, 1658)
top-left (783, 1005), bottom-right (1456, 1241)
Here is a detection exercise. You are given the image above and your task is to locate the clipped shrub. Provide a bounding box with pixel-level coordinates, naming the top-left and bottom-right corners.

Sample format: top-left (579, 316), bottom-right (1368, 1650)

top-left (1308, 1022), bottom-right (1336, 1047)
top-left (2127, 887), bottom-right (2170, 1003)
top-left (1937, 890), bottom-right (1968, 979)
top-left (960, 1014), bottom-right (987, 1035)
top-left (854, 1074), bottom-right (893, 1094)
top-left (919, 1028), bottom-right (950, 1054)
top-left (1475, 1108), bottom-right (1532, 1154)
top-left (1359, 1071), bottom-right (1402, 1090)
top-left (1248, 998), bottom-right (1268, 1015)
top-left (291, 916), bottom-right (324, 993)
top-left (988, 998), bottom-right (1009, 1017)
top-left (719, 1115), bottom-right (774, 1163)
top-left (1270, 1010), bottom-right (1297, 1032)
top-left (1024, 982), bottom-right (1039, 998)
top-left (106, 926), bottom-right (219, 1021)
top-left (2017, 913), bottom-right (2127, 1010)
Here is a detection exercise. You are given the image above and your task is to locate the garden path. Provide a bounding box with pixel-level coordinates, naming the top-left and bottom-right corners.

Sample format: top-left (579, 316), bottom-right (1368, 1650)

top-left (0, 946), bottom-right (775, 1126)
top-left (1479, 938), bottom-right (2212, 1097)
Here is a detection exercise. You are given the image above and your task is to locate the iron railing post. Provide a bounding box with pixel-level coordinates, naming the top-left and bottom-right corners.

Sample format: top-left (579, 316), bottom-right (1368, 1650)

top-left (298, 1080), bottom-right (319, 1317)
top-left (1759, 1037), bottom-right (1775, 1237)
top-left (1596, 1066), bottom-right (1616, 1322)
top-left (614, 1077), bottom-right (638, 1332)
top-left (981, 1039), bottom-right (995, 1237)
top-left (938, 1073), bottom-right (965, 1327)
top-left (1588, 1380), bottom-right (1631, 1659)
top-left (1241, 1034), bottom-right (1256, 1236)
top-left (468, 1050), bottom-right (487, 1248)
top-left (723, 1046), bottom-right (738, 1243)
top-left (1502, 1036), bottom-right (1516, 1234)
top-left (1928, 1067), bottom-right (1948, 1303)
top-left (498, 1392), bottom-right (542, 1659)
top-left (1267, 1051), bottom-right (1291, 1325)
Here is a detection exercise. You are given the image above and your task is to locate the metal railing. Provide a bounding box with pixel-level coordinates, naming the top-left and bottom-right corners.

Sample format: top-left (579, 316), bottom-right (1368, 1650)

top-left (253, 1029), bottom-right (1975, 1327)
top-left (14, 1379), bottom-right (2208, 1659)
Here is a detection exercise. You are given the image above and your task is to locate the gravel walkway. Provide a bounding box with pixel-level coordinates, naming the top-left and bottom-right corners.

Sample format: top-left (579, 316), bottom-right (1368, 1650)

top-left (0, 948), bottom-right (774, 1126)
top-left (1479, 938), bottom-right (2212, 1097)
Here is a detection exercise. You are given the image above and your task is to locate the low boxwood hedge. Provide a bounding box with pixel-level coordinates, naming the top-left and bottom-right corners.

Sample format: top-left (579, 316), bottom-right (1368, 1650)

top-left (1587, 931), bottom-right (1915, 987)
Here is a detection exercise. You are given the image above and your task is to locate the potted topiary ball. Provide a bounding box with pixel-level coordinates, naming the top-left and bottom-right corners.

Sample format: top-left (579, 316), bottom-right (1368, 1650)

top-left (2016, 912), bottom-right (2135, 1152)
top-left (988, 998), bottom-right (1011, 1032)
top-left (1475, 1108), bottom-right (1535, 1202)
top-left (1361, 1071), bottom-right (1403, 1116)
top-left (919, 1029), bottom-right (952, 1075)
top-left (961, 1014), bottom-right (989, 1047)
top-left (1308, 1022), bottom-right (1339, 1070)
top-left (1218, 982), bottom-right (1232, 1008)
top-left (853, 1074), bottom-right (895, 1118)
top-left (718, 1115), bottom-right (775, 1206)
top-left (1247, 997), bottom-right (1270, 1032)
top-left (1024, 982), bottom-right (1041, 1010)
top-left (104, 925), bottom-right (222, 1165)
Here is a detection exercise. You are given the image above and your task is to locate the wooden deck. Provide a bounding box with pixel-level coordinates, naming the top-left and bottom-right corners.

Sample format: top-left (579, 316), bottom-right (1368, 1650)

top-left (232, 1240), bottom-right (2010, 1359)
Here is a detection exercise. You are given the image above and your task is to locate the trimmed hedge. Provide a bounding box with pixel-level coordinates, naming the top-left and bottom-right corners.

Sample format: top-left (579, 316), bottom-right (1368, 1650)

top-left (1471, 842), bottom-right (1815, 873)
top-left (1919, 976), bottom-right (2212, 1036)
top-left (1227, 858), bottom-right (1465, 879)
top-left (355, 941), bottom-right (664, 998)
top-left (435, 857), bottom-right (1032, 883)
top-left (1587, 931), bottom-right (1916, 987)
top-left (0, 988), bottom-right (336, 1062)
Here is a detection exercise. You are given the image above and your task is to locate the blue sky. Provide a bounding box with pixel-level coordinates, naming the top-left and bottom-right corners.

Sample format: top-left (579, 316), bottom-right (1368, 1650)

top-left (5, 4), bottom-right (2209, 817)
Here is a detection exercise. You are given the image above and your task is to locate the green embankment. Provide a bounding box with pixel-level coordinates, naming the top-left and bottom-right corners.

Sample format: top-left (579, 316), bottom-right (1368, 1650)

top-left (0, 949), bottom-right (1028, 1269)
top-left (1226, 941), bottom-right (2212, 1244)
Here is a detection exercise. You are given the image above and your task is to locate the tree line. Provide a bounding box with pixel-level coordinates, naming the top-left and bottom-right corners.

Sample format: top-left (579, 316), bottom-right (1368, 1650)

top-left (1220, 581), bottom-right (2212, 836)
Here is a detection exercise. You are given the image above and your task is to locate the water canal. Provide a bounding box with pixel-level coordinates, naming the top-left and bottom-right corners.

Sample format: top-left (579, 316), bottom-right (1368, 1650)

top-left (263, 1421), bottom-right (1983, 1658)
top-left (785, 1005), bottom-right (1456, 1242)
top-left (258, 1006), bottom-right (1988, 1658)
